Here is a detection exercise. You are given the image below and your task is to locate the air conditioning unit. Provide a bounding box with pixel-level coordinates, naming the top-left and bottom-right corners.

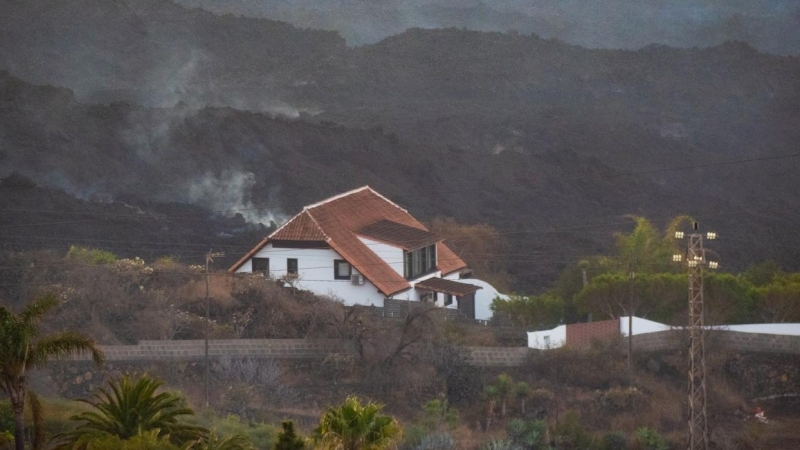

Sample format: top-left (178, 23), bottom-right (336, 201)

top-left (351, 274), bottom-right (364, 285)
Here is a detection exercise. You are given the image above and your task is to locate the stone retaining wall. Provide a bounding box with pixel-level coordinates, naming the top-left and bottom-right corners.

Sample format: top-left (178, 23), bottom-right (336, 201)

top-left (625, 329), bottom-right (800, 354)
top-left (465, 346), bottom-right (531, 367)
top-left (67, 339), bottom-right (356, 361)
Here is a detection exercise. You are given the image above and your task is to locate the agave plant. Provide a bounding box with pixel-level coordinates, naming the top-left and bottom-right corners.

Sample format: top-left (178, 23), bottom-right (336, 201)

top-left (414, 432), bottom-right (456, 450)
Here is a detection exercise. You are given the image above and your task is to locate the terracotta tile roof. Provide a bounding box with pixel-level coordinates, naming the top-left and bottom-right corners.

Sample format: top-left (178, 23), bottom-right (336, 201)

top-left (436, 241), bottom-right (467, 276)
top-left (229, 186), bottom-right (469, 296)
top-left (270, 211), bottom-right (328, 241)
top-left (357, 219), bottom-right (439, 250)
top-left (414, 277), bottom-right (482, 297)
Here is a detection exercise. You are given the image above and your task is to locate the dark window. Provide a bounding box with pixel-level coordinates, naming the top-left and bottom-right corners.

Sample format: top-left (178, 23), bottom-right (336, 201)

top-left (252, 257), bottom-right (269, 275)
top-left (334, 259), bottom-right (351, 280)
top-left (287, 258), bottom-right (298, 274)
top-left (403, 244), bottom-right (437, 280)
top-left (444, 294), bottom-right (453, 306)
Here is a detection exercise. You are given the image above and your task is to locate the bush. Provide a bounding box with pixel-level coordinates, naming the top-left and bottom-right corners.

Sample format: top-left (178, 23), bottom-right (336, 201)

top-left (633, 427), bottom-right (668, 450)
top-left (595, 387), bottom-right (645, 412)
top-left (65, 245), bottom-right (117, 265)
top-left (551, 411), bottom-right (595, 450)
top-left (274, 421), bottom-right (304, 450)
top-left (601, 432), bottom-right (628, 450)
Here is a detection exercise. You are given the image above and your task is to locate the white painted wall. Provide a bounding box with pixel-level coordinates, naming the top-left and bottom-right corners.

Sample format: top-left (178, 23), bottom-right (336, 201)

top-left (619, 318), bottom-right (800, 336)
top-left (720, 323), bottom-right (800, 336)
top-left (528, 325), bottom-right (567, 349)
top-left (357, 237), bottom-right (404, 277)
top-left (234, 243), bottom-right (386, 307)
top-left (620, 316), bottom-right (674, 336)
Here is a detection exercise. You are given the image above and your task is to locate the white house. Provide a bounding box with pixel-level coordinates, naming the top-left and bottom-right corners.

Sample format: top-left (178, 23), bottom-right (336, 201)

top-left (229, 186), bottom-right (501, 320)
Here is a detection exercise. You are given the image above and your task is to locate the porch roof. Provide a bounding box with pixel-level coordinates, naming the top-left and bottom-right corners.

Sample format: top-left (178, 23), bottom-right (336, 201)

top-left (415, 277), bottom-right (482, 297)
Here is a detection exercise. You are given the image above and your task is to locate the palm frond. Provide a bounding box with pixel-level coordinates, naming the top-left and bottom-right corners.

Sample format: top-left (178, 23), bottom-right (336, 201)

top-left (20, 294), bottom-right (59, 329)
top-left (61, 374), bottom-right (206, 447)
top-left (30, 331), bottom-right (105, 367)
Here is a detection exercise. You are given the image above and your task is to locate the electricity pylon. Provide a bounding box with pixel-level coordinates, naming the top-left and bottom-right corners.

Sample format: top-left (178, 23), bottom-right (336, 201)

top-left (674, 225), bottom-right (718, 450)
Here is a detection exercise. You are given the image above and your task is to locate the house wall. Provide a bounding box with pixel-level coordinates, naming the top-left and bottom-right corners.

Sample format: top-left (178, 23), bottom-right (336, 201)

top-left (528, 325), bottom-right (567, 349)
top-left (234, 243), bottom-right (386, 307)
top-left (619, 316), bottom-right (674, 336)
top-left (357, 237), bottom-right (404, 277)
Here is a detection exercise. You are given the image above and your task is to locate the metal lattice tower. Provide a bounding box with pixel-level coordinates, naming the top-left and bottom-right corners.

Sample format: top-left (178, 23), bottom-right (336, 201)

top-left (686, 233), bottom-right (708, 450)
top-left (674, 226), bottom-right (718, 450)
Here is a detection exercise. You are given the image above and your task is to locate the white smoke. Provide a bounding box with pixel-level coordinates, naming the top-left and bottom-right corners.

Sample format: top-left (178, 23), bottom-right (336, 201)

top-left (185, 170), bottom-right (283, 225)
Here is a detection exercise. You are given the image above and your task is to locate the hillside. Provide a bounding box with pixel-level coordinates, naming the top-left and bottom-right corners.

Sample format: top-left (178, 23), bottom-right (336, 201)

top-left (175, 0), bottom-right (800, 55)
top-left (2, 0), bottom-right (800, 289)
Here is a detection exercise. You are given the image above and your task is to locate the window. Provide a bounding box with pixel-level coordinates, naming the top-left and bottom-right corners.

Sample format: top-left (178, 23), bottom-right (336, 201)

top-left (287, 258), bottom-right (298, 275)
top-left (444, 294), bottom-right (453, 306)
top-left (543, 336), bottom-right (551, 347)
top-left (334, 259), bottom-right (351, 280)
top-left (252, 257), bottom-right (269, 275)
top-left (403, 244), bottom-right (437, 280)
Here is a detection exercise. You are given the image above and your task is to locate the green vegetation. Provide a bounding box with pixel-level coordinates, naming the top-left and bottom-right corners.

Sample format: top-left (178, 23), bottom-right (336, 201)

top-left (65, 246), bottom-right (118, 265)
top-left (311, 396), bottom-right (402, 450)
top-left (507, 419), bottom-right (547, 450)
top-left (274, 421), bottom-right (304, 450)
top-left (633, 427), bottom-right (668, 450)
top-left (55, 374), bottom-right (206, 448)
top-left (493, 216), bottom-right (800, 328)
top-left (0, 294), bottom-right (104, 450)
top-left (403, 399), bottom-right (459, 448)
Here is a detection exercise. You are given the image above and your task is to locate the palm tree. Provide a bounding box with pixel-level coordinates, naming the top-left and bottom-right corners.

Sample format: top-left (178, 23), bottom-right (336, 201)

top-left (56, 374), bottom-right (206, 448)
top-left (0, 294), bottom-right (104, 450)
top-left (311, 396), bottom-right (401, 450)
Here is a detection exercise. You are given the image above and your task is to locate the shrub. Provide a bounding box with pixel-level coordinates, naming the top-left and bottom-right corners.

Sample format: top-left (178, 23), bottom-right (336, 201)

top-left (65, 245), bottom-right (117, 264)
top-left (633, 427), bottom-right (668, 450)
top-left (551, 411), bottom-right (595, 450)
top-left (595, 387), bottom-right (645, 412)
top-left (601, 432), bottom-right (628, 450)
top-left (274, 421), bottom-right (304, 450)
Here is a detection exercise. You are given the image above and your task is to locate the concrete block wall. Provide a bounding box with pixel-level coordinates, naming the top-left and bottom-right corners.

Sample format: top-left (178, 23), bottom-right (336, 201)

top-left (465, 347), bottom-right (531, 367)
top-left (67, 339), bottom-right (356, 362)
top-left (627, 330), bottom-right (680, 353)
top-left (627, 330), bottom-right (800, 354)
top-left (714, 330), bottom-right (800, 354)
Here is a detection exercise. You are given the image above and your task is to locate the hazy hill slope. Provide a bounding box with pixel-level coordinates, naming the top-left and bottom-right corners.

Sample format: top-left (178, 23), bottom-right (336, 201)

top-left (2, 1), bottom-right (800, 287)
top-left (175, 0), bottom-right (800, 55)
top-left (0, 0), bottom-right (344, 109)
top-left (2, 72), bottom-right (798, 289)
